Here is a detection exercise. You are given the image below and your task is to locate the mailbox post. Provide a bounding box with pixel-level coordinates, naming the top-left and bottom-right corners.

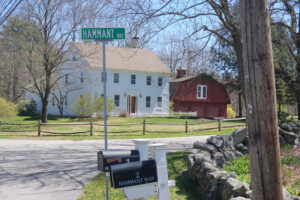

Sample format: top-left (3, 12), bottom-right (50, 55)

top-left (149, 143), bottom-right (170, 200)
top-left (132, 139), bottom-right (150, 161)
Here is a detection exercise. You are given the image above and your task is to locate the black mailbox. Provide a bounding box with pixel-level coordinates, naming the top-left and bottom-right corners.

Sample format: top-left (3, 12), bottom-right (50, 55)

top-left (110, 159), bottom-right (157, 189)
top-left (97, 150), bottom-right (140, 172)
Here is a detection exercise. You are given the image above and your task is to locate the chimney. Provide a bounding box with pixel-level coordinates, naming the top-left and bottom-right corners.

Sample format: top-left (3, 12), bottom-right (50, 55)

top-left (131, 36), bottom-right (139, 48)
top-left (176, 67), bottom-right (187, 78)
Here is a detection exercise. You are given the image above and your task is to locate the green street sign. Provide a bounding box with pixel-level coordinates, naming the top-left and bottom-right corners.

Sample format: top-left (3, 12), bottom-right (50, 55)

top-left (81, 28), bottom-right (125, 40)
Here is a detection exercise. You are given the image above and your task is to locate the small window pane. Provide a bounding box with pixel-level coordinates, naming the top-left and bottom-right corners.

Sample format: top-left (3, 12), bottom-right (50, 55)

top-left (131, 74), bottom-right (136, 84)
top-left (114, 73), bottom-right (119, 83)
top-left (146, 96), bottom-right (151, 108)
top-left (114, 95), bottom-right (120, 107)
top-left (158, 77), bottom-right (162, 86)
top-left (147, 76), bottom-right (151, 85)
top-left (202, 86), bottom-right (207, 98)
top-left (157, 96), bottom-right (162, 108)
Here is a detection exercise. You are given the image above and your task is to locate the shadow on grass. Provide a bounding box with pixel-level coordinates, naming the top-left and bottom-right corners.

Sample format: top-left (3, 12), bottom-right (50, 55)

top-left (166, 152), bottom-right (201, 200)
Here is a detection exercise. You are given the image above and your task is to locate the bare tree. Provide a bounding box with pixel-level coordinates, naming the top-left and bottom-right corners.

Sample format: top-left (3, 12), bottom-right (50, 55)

top-left (116, 0), bottom-right (245, 117)
top-left (270, 0), bottom-right (300, 119)
top-left (22, 0), bottom-right (108, 122)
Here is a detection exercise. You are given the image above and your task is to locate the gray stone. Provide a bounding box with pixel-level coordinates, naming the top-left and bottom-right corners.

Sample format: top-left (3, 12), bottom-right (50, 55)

top-left (283, 131), bottom-right (297, 145)
top-left (213, 152), bottom-right (226, 167)
top-left (280, 135), bottom-right (287, 147)
top-left (226, 178), bottom-right (249, 197)
top-left (230, 197), bottom-right (250, 200)
top-left (220, 135), bottom-right (234, 151)
top-left (235, 143), bottom-right (244, 150)
top-left (224, 150), bottom-right (236, 161)
top-left (242, 136), bottom-right (249, 146)
top-left (193, 141), bottom-right (215, 153)
top-left (208, 136), bottom-right (223, 148)
top-left (294, 137), bottom-right (300, 149)
top-left (187, 154), bottom-right (195, 170)
top-left (235, 150), bottom-right (244, 157)
top-left (240, 146), bottom-right (249, 154)
top-left (282, 123), bottom-right (293, 132)
top-left (283, 188), bottom-right (295, 200)
top-left (194, 150), bottom-right (212, 164)
top-left (232, 128), bottom-right (248, 145)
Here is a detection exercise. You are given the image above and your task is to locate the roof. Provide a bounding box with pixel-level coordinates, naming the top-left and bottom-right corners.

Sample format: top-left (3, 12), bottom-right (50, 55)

top-left (71, 43), bottom-right (171, 74)
top-left (169, 76), bottom-right (195, 83)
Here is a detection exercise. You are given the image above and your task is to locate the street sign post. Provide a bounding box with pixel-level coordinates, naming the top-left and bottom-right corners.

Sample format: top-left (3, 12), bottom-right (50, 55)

top-left (82, 27), bottom-right (125, 200)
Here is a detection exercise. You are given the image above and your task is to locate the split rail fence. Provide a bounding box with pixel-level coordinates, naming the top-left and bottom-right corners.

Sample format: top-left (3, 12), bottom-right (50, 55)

top-left (0, 118), bottom-right (246, 137)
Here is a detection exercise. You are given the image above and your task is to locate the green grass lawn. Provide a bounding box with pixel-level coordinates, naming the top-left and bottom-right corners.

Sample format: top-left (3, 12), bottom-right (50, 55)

top-left (224, 146), bottom-right (300, 196)
top-left (77, 151), bottom-right (201, 200)
top-left (0, 115), bottom-right (245, 140)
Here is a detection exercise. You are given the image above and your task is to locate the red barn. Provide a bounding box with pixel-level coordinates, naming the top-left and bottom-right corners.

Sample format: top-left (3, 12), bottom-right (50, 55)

top-left (170, 70), bottom-right (230, 118)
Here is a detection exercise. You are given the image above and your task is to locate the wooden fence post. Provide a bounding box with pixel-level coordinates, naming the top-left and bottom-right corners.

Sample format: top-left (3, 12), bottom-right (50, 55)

top-left (143, 119), bottom-right (146, 136)
top-left (218, 118), bottom-right (221, 131)
top-left (240, 0), bottom-right (283, 199)
top-left (38, 120), bottom-right (41, 137)
top-left (90, 119), bottom-right (93, 136)
top-left (185, 121), bottom-right (188, 133)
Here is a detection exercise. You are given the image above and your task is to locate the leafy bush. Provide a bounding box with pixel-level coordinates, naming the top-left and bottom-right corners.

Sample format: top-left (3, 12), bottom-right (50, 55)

top-left (118, 111), bottom-right (127, 117)
top-left (224, 154), bottom-right (250, 184)
top-left (17, 100), bottom-right (37, 116)
top-left (278, 110), bottom-right (290, 124)
top-left (93, 94), bottom-right (115, 118)
top-left (227, 104), bottom-right (236, 118)
top-left (70, 93), bottom-right (93, 119)
top-left (0, 97), bottom-right (17, 119)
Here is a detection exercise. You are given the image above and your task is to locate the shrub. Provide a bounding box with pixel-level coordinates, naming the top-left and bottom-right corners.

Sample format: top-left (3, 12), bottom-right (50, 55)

top-left (169, 101), bottom-right (174, 113)
top-left (0, 97), bottom-right (17, 119)
top-left (17, 100), bottom-right (37, 116)
top-left (118, 111), bottom-right (127, 117)
top-left (93, 94), bottom-right (115, 118)
top-left (224, 154), bottom-right (250, 184)
top-left (278, 110), bottom-right (290, 124)
top-left (227, 104), bottom-right (236, 118)
top-left (70, 93), bottom-right (93, 119)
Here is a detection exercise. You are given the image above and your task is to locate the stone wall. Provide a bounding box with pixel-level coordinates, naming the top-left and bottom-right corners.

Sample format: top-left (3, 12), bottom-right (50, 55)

top-left (188, 121), bottom-right (300, 200)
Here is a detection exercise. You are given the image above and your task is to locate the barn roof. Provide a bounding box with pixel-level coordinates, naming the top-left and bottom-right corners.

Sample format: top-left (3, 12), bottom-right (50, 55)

top-left (71, 42), bottom-right (171, 74)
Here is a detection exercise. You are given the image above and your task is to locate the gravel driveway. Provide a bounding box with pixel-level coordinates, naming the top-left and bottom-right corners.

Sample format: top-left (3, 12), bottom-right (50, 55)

top-left (0, 136), bottom-right (209, 200)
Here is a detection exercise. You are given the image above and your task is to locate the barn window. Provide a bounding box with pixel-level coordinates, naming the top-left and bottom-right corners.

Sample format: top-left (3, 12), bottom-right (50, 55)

top-left (65, 95), bottom-right (68, 106)
top-left (157, 96), bottom-right (162, 108)
top-left (197, 85), bottom-right (207, 99)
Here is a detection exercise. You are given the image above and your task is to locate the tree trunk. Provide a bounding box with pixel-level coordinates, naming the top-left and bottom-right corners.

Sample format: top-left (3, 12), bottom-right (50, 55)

top-left (240, 0), bottom-right (283, 200)
top-left (238, 91), bottom-right (243, 118)
top-left (41, 97), bottom-right (48, 123)
top-left (297, 94), bottom-right (300, 120)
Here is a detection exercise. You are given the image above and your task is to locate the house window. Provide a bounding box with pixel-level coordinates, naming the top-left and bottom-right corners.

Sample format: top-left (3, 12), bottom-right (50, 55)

top-left (65, 74), bottom-right (68, 84)
top-left (146, 96), bottom-right (151, 108)
top-left (114, 95), bottom-right (120, 107)
top-left (114, 73), bottom-right (119, 83)
top-left (157, 96), bottom-right (162, 108)
top-left (158, 77), bottom-right (162, 86)
top-left (101, 94), bottom-right (104, 98)
top-left (131, 74), bottom-right (136, 84)
top-left (52, 96), bottom-right (55, 106)
top-left (146, 76), bottom-right (151, 85)
top-left (101, 72), bottom-right (104, 82)
top-left (65, 95), bottom-right (68, 106)
top-left (80, 95), bottom-right (83, 100)
top-left (80, 72), bottom-right (83, 83)
top-left (197, 85), bottom-right (207, 99)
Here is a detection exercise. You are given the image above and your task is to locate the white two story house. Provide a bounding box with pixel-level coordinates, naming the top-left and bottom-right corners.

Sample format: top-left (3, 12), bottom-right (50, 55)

top-left (26, 42), bottom-right (171, 116)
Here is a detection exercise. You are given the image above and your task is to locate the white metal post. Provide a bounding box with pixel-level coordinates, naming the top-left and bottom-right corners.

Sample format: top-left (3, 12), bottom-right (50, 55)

top-left (149, 143), bottom-right (170, 200)
top-left (132, 139), bottom-right (150, 161)
top-left (102, 41), bottom-right (109, 200)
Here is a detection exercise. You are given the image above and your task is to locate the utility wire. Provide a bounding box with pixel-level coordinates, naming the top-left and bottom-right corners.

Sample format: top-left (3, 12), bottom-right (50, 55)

top-left (0, 0), bottom-right (23, 26)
